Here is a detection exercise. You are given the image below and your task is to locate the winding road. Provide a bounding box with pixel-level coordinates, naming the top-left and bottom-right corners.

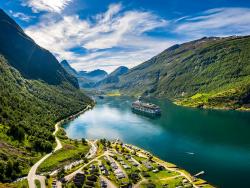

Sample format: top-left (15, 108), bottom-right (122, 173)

top-left (27, 122), bottom-right (62, 188)
top-left (27, 105), bottom-right (92, 188)
top-left (64, 140), bottom-right (98, 181)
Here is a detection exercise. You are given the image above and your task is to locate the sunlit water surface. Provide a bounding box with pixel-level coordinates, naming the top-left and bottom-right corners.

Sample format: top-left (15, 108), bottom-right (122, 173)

top-left (64, 97), bottom-right (250, 188)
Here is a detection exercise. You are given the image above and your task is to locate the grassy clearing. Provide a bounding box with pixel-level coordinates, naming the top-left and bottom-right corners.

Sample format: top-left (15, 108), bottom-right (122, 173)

top-left (106, 90), bottom-right (121, 96)
top-left (133, 156), bottom-right (147, 164)
top-left (0, 179), bottom-right (29, 188)
top-left (64, 162), bottom-right (85, 176)
top-left (141, 176), bottom-right (183, 188)
top-left (148, 170), bottom-right (179, 180)
top-left (193, 178), bottom-right (214, 188)
top-left (46, 177), bottom-right (53, 188)
top-left (38, 129), bottom-right (90, 173)
top-left (152, 156), bottom-right (177, 169)
top-left (176, 79), bottom-right (250, 110)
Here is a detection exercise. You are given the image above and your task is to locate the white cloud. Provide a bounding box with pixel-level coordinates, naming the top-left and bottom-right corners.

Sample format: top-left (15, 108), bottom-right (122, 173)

top-left (25, 3), bottom-right (171, 72)
top-left (71, 39), bottom-right (174, 72)
top-left (174, 8), bottom-right (250, 38)
top-left (96, 3), bottom-right (123, 23)
top-left (22, 0), bottom-right (72, 13)
top-left (83, 10), bottom-right (168, 50)
top-left (9, 10), bottom-right (34, 22)
top-left (25, 4), bottom-right (250, 73)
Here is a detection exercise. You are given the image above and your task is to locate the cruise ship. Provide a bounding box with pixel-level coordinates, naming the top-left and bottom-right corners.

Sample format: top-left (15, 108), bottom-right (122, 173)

top-left (131, 97), bottom-right (161, 116)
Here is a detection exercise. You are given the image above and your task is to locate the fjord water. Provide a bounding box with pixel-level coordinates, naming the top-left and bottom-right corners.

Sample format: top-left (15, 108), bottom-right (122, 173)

top-left (63, 97), bottom-right (250, 187)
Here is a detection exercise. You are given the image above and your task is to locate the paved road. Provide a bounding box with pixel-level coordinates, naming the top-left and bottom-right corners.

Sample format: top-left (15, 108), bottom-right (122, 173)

top-left (64, 142), bottom-right (100, 182)
top-left (50, 139), bottom-right (97, 177)
top-left (27, 105), bottom-right (92, 188)
top-left (85, 140), bottom-right (97, 158)
top-left (53, 123), bottom-right (62, 151)
top-left (35, 175), bottom-right (46, 188)
top-left (27, 122), bottom-right (62, 188)
top-left (156, 160), bottom-right (199, 188)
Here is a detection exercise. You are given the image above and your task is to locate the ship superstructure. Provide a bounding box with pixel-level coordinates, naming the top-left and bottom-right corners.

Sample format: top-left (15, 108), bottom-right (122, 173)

top-left (131, 97), bottom-right (161, 116)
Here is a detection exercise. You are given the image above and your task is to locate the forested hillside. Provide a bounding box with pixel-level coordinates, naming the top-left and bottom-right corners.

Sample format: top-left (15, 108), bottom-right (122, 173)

top-left (0, 9), bottom-right (93, 182)
top-left (115, 36), bottom-right (250, 110)
top-left (0, 55), bottom-right (92, 182)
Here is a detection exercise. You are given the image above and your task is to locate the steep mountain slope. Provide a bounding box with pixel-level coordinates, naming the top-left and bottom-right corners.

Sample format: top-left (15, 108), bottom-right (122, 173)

top-left (0, 9), bottom-right (78, 88)
top-left (61, 60), bottom-right (78, 77)
top-left (116, 36), bottom-right (250, 110)
top-left (95, 66), bottom-right (129, 89)
top-left (60, 60), bottom-right (108, 88)
top-left (0, 10), bottom-right (93, 182)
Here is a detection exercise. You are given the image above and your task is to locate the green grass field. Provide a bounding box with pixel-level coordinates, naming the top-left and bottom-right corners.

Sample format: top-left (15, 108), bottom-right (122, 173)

top-left (38, 137), bottom-right (90, 173)
top-left (141, 176), bottom-right (184, 188)
top-left (0, 179), bottom-right (28, 188)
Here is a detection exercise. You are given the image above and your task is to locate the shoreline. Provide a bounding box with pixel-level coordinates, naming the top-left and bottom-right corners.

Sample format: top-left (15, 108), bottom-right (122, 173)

top-left (55, 100), bottom-right (214, 187)
top-left (59, 137), bottom-right (214, 188)
top-left (123, 143), bottom-right (213, 188)
top-left (173, 100), bottom-right (250, 112)
top-left (59, 117), bottom-right (213, 188)
top-left (60, 96), bottom-right (249, 187)
top-left (59, 104), bottom-right (94, 126)
top-left (27, 104), bottom-right (94, 188)
top-left (13, 104), bottom-right (94, 184)
top-left (101, 93), bottom-right (250, 112)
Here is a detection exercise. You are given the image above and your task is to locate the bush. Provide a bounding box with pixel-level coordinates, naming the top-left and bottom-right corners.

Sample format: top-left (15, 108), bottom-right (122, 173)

top-left (0, 159), bottom-right (21, 182)
top-left (81, 138), bottom-right (87, 145)
top-left (8, 125), bottom-right (25, 142)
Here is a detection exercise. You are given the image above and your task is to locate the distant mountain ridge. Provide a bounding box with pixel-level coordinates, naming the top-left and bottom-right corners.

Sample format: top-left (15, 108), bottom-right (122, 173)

top-left (95, 66), bottom-right (129, 89)
top-left (60, 60), bottom-right (108, 88)
top-left (78, 69), bottom-right (108, 81)
top-left (61, 60), bottom-right (78, 76)
top-left (111, 36), bottom-right (250, 110)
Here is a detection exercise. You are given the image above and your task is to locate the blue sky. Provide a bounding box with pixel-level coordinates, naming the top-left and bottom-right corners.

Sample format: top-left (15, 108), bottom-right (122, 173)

top-left (1, 0), bottom-right (250, 72)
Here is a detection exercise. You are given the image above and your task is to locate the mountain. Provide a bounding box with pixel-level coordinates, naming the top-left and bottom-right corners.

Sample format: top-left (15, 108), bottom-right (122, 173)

top-left (60, 60), bottom-right (108, 88)
top-left (0, 9), bottom-right (93, 182)
top-left (114, 36), bottom-right (250, 110)
top-left (0, 9), bottom-right (78, 88)
top-left (95, 66), bottom-right (129, 89)
top-left (78, 69), bottom-right (108, 82)
top-left (109, 66), bottom-right (129, 77)
top-left (61, 60), bottom-right (78, 76)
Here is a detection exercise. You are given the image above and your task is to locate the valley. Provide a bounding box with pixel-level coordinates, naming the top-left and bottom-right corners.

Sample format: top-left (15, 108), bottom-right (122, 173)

top-left (0, 2), bottom-right (250, 188)
top-left (0, 9), bottom-right (93, 185)
top-left (62, 97), bottom-right (250, 188)
top-left (62, 36), bottom-right (250, 111)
